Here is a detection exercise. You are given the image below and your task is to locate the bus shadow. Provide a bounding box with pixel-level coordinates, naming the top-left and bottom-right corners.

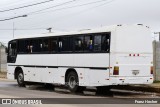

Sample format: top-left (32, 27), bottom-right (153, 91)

top-left (25, 84), bottom-right (156, 98)
top-left (25, 84), bottom-right (113, 97)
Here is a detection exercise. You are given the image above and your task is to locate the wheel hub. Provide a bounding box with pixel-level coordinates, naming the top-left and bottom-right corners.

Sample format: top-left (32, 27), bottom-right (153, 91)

top-left (18, 73), bottom-right (24, 83)
top-left (69, 76), bottom-right (76, 89)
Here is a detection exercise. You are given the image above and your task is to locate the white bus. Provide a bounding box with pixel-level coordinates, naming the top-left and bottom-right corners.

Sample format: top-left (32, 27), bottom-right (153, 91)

top-left (7, 24), bottom-right (153, 93)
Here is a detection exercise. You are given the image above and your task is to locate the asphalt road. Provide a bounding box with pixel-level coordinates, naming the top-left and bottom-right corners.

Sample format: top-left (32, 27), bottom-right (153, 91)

top-left (0, 80), bottom-right (160, 107)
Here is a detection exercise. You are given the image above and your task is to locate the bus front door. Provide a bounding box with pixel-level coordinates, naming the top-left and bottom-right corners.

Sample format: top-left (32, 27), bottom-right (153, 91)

top-left (7, 41), bottom-right (17, 63)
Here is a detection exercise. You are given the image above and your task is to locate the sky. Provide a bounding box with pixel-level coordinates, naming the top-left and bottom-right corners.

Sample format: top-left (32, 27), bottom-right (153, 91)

top-left (0, 0), bottom-right (160, 44)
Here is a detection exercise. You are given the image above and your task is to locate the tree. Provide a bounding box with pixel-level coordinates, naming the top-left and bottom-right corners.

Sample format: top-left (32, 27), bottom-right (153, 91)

top-left (0, 42), bottom-right (6, 48)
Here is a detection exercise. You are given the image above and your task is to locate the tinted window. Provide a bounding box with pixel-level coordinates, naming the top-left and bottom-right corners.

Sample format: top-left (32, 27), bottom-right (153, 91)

top-left (101, 34), bottom-right (110, 52)
top-left (42, 39), bottom-right (50, 52)
top-left (18, 40), bottom-right (25, 53)
top-left (30, 39), bottom-right (42, 53)
top-left (18, 40), bottom-right (30, 53)
top-left (74, 36), bottom-right (84, 52)
top-left (94, 35), bottom-right (102, 51)
top-left (15, 32), bottom-right (110, 54)
top-left (84, 35), bottom-right (93, 51)
top-left (50, 38), bottom-right (58, 52)
top-left (60, 36), bottom-right (73, 52)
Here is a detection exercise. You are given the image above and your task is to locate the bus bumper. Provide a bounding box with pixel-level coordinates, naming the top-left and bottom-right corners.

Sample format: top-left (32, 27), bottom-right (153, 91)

top-left (110, 76), bottom-right (153, 85)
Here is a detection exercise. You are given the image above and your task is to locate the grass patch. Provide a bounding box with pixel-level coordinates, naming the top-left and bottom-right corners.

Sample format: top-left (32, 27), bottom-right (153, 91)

top-left (0, 72), bottom-right (7, 78)
top-left (153, 80), bottom-right (160, 83)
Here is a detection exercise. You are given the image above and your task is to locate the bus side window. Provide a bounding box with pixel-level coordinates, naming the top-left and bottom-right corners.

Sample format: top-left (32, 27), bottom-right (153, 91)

top-left (61, 36), bottom-right (73, 52)
top-left (18, 40), bottom-right (31, 54)
top-left (18, 40), bottom-right (25, 53)
top-left (84, 35), bottom-right (93, 51)
top-left (50, 38), bottom-right (58, 52)
top-left (94, 35), bottom-right (102, 51)
top-left (42, 39), bottom-right (50, 52)
top-left (30, 39), bottom-right (42, 53)
top-left (23, 40), bottom-right (30, 53)
top-left (74, 36), bottom-right (84, 52)
top-left (101, 34), bottom-right (110, 52)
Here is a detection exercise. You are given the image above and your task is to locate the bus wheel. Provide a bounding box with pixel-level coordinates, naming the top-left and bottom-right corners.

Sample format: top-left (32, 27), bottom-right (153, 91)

top-left (66, 71), bottom-right (85, 93)
top-left (17, 70), bottom-right (25, 87)
top-left (96, 86), bottom-right (112, 96)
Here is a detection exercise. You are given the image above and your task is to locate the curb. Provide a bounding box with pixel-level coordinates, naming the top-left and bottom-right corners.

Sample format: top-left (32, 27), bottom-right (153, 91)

top-left (0, 72), bottom-right (7, 79)
top-left (0, 76), bottom-right (7, 79)
top-left (0, 78), bottom-right (15, 82)
top-left (113, 85), bottom-right (160, 93)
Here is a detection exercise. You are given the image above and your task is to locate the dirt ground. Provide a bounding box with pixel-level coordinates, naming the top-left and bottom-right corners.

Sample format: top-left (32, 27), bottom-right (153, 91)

top-left (0, 72), bottom-right (7, 78)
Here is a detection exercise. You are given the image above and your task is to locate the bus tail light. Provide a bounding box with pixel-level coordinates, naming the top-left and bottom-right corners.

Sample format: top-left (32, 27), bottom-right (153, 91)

top-left (113, 66), bottom-right (119, 75)
top-left (150, 66), bottom-right (153, 74)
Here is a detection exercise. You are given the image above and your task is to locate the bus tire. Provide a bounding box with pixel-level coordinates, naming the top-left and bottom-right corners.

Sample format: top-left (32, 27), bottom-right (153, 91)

top-left (66, 71), bottom-right (85, 93)
top-left (16, 70), bottom-right (25, 87)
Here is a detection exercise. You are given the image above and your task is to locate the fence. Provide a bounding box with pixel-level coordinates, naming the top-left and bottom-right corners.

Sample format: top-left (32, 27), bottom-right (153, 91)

top-left (153, 41), bottom-right (160, 81)
top-left (0, 47), bottom-right (7, 72)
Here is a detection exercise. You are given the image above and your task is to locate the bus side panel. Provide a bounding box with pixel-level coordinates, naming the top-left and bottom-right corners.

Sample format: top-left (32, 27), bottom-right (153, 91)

top-left (7, 65), bottom-right (15, 80)
top-left (23, 67), bottom-right (57, 83)
top-left (41, 68), bottom-right (58, 83)
top-left (58, 54), bottom-right (74, 67)
top-left (53, 67), bottom-right (66, 85)
top-left (74, 54), bottom-right (110, 68)
top-left (79, 54), bottom-right (110, 86)
top-left (88, 69), bottom-right (110, 86)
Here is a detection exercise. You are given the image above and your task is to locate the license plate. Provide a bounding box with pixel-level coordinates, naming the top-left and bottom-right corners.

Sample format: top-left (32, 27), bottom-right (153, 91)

top-left (132, 70), bottom-right (139, 75)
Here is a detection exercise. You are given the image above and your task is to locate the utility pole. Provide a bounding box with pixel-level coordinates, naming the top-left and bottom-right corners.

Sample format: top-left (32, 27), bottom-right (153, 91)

top-left (12, 14), bottom-right (27, 38)
top-left (13, 13), bottom-right (16, 39)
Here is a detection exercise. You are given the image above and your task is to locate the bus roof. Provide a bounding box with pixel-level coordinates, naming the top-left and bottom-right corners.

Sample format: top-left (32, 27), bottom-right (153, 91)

top-left (14, 25), bottom-right (117, 39)
top-left (14, 24), bottom-right (149, 40)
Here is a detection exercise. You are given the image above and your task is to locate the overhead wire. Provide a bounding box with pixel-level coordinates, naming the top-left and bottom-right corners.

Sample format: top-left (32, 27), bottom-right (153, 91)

top-left (0, 0), bottom-right (77, 21)
top-left (0, 0), bottom-right (54, 12)
top-left (66, 0), bottom-right (116, 17)
top-left (0, 0), bottom-right (37, 9)
top-left (27, 0), bottom-right (111, 15)
top-left (25, 0), bottom-right (115, 28)
top-left (52, 0), bottom-right (116, 20)
top-left (0, 0), bottom-right (24, 7)
top-left (27, 0), bottom-right (78, 15)
top-left (0, 0), bottom-right (116, 30)
top-left (0, 15), bottom-right (27, 21)
top-left (0, 0), bottom-right (111, 21)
